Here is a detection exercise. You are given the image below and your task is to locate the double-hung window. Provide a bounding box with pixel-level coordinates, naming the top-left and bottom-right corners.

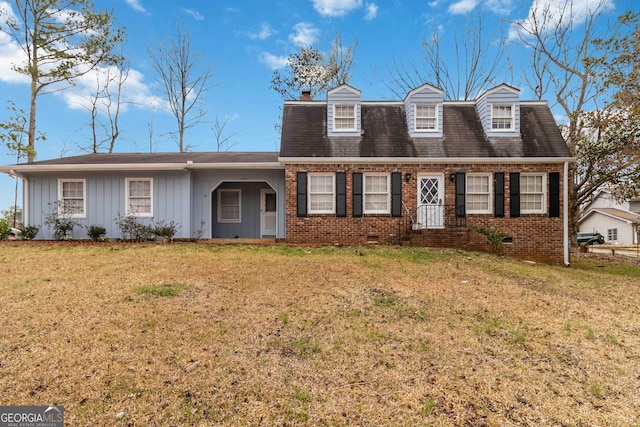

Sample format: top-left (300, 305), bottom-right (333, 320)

top-left (607, 228), bottom-right (618, 242)
top-left (308, 174), bottom-right (335, 214)
top-left (333, 104), bottom-right (356, 131)
top-left (218, 189), bottom-right (241, 223)
top-left (491, 104), bottom-right (514, 130)
top-left (415, 104), bottom-right (437, 131)
top-left (58, 179), bottom-right (86, 218)
top-left (364, 174), bottom-right (390, 214)
top-left (466, 174), bottom-right (492, 214)
top-left (520, 173), bottom-right (545, 214)
top-left (126, 178), bottom-right (153, 217)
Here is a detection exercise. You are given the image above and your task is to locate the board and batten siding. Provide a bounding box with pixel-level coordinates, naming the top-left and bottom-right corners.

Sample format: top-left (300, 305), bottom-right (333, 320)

top-left (190, 169), bottom-right (286, 239)
top-left (404, 84), bottom-right (444, 138)
top-left (25, 172), bottom-right (191, 239)
top-left (476, 86), bottom-right (520, 138)
top-left (327, 85), bottom-right (362, 137)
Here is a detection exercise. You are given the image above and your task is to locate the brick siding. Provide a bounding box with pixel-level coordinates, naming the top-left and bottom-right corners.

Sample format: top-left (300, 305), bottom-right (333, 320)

top-left (284, 163), bottom-right (567, 264)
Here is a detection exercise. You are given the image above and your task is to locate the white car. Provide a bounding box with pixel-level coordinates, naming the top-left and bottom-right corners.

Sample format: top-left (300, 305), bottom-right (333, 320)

top-left (9, 227), bottom-right (21, 240)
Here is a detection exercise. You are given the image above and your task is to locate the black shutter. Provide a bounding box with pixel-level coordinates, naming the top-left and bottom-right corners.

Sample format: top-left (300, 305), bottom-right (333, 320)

top-left (510, 172), bottom-right (520, 218)
top-left (391, 172), bottom-right (402, 217)
top-left (296, 172), bottom-right (307, 217)
top-left (549, 172), bottom-right (560, 218)
top-left (455, 172), bottom-right (466, 218)
top-left (336, 172), bottom-right (346, 217)
top-left (352, 173), bottom-right (363, 217)
top-left (494, 172), bottom-right (505, 218)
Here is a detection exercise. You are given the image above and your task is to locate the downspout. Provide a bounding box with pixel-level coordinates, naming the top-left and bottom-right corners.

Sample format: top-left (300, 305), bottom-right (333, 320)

top-left (563, 162), bottom-right (570, 266)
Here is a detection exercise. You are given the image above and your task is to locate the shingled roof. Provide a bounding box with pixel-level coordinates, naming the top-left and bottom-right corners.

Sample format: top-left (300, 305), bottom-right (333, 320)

top-left (279, 102), bottom-right (572, 159)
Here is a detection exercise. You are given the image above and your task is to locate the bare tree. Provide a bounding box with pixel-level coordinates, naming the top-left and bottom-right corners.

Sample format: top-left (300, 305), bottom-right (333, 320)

top-left (513, 0), bottom-right (638, 232)
top-left (385, 12), bottom-right (510, 100)
top-left (148, 23), bottom-right (212, 152)
top-left (82, 63), bottom-right (129, 153)
top-left (211, 117), bottom-right (237, 152)
top-left (271, 32), bottom-right (358, 100)
top-left (0, 0), bottom-right (124, 161)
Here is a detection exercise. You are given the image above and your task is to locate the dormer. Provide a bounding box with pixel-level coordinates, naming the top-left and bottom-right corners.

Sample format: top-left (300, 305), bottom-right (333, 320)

top-left (327, 84), bottom-right (361, 137)
top-left (476, 84), bottom-right (521, 138)
top-left (404, 83), bottom-right (444, 138)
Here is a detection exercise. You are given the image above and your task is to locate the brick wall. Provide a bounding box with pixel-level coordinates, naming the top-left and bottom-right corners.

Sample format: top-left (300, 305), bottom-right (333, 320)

top-left (284, 163), bottom-right (567, 264)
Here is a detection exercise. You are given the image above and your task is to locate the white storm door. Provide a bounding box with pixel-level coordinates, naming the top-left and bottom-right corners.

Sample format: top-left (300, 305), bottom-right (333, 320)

top-left (260, 189), bottom-right (277, 237)
top-left (417, 174), bottom-right (444, 229)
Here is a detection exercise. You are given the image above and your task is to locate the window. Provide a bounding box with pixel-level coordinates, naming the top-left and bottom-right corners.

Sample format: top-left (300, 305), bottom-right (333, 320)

top-left (364, 174), bottom-right (390, 214)
top-left (492, 104), bottom-right (514, 130)
top-left (415, 104), bottom-right (437, 131)
top-left (58, 179), bottom-right (86, 218)
top-left (126, 178), bottom-right (153, 217)
top-left (333, 104), bottom-right (356, 131)
top-left (466, 174), bottom-right (492, 214)
top-left (520, 174), bottom-right (545, 214)
top-left (607, 228), bottom-right (618, 241)
top-left (218, 189), bottom-right (241, 222)
top-left (308, 174), bottom-right (335, 214)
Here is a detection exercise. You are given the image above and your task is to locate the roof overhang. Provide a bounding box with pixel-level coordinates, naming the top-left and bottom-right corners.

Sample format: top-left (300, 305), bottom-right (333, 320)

top-left (278, 156), bottom-right (576, 164)
top-left (0, 162), bottom-right (285, 174)
top-left (578, 208), bottom-right (639, 224)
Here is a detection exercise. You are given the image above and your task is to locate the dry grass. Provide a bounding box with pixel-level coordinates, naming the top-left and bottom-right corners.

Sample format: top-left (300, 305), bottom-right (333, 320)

top-left (1, 243), bottom-right (639, 426)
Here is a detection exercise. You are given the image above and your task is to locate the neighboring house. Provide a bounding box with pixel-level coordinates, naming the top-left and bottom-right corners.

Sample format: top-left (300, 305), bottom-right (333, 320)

top-left (578, 189), bottom-right (640, 244)
top-left (0, 83), bottom-right (574, 264)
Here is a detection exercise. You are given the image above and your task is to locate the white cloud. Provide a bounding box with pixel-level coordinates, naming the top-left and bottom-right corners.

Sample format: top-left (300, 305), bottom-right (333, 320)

top-left (448, 0), bottom-right (480, 14)
top-left (509, 0), bottom-right (614, 41)
top-left (311, 0), bottom-right (363, 17)
top-left (485, 0), bottom-right (513, 15)
top-left (181, 8), bottom-right (204, 21)
top-left (260, 52), bottom-right (288, 70)
top-left (124, 0), bottom-right (145, 13)
top-left (249, 23), bottom-right (276, 40)
top-left (364, 3), bottom-right (378, 20)
top-left (289, 22), bottom-right (320, 47)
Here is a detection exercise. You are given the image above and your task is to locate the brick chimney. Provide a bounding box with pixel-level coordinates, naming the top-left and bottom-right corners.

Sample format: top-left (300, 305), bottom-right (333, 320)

top-left (300, 90), bottom-right (312, 101)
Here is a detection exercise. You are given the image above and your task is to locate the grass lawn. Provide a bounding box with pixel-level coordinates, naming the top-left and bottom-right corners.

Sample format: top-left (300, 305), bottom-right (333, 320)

top-left (1, 243), bottom-right (639, 426)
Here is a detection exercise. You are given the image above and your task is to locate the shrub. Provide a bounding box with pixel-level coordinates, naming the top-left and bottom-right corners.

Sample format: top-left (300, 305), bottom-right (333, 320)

top-left (87, 225), bottom-right (107, 242)
top-left (44, 202), bottom-right (79, 240)
top-left (152, 220), bottom-right (180, 240)
top-left (0, 219), bottom-right (10, 240)
top-left (471, 225), bottom-right (510, 254)
top-left (19, 225), bottom-right (39, 240)
top-left (115, 213), bottom-right (153, 242)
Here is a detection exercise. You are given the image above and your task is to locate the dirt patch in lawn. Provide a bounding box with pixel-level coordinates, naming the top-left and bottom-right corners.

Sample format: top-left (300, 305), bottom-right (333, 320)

top-left (1, 244), bottom-right (639, 425)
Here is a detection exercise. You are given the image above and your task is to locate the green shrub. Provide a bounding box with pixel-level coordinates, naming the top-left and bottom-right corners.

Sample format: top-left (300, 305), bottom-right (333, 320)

top-left (0, 219), bottom-right (10, 240)
top-left (44, 202), bottom-right (78, 240)
top-left (87, 225), bottom-right (107, 242)
top-left (471, 225), bottom-right (510, 253)
top-left (115, 213), bottom-right (153, 241)
top-left (152, 220), bottom-right (180, 240)
top-left (19, 225), bottom-right (39, 240)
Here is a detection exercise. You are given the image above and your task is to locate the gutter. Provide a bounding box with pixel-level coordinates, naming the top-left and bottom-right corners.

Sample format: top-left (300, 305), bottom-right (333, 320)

top-left (279, 156), bottom-right (577, 165)
top-left (0, 162), bottom-right (284, 174)
top-left (9, 169), bottom-right (28, 226)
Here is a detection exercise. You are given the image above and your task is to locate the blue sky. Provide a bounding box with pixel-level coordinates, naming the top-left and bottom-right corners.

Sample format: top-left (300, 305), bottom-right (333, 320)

top-left (0, 0), bottom-right (636, 212)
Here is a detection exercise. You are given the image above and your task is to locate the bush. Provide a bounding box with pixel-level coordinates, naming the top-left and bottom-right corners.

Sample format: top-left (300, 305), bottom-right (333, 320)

top-left (152, 220), bottom-right (180, 240)
top-left (19, 225), bottom-right (39, 240)
top-left (471, 225), bottom-right (510, 254)
top-left (0, 219), bottom-right (10, 240)
top-left (87, 225), bottom-right (107, 242)
top-left (115, 213), bottom-right (154, 241)
top-left (44, 202), bottom-right (79, 240)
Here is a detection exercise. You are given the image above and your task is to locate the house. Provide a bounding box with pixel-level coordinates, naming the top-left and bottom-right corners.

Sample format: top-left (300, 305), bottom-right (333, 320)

top-left (578, 189), bottom-right (640, 244)
top-left (0, 83), bottom-right (574, 264)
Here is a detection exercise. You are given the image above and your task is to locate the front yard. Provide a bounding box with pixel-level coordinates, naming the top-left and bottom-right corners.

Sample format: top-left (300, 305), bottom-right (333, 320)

top-left (1, 244), bottom-right (639, 425)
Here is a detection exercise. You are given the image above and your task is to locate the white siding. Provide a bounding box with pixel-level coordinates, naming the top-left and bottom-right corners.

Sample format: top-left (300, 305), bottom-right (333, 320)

top-left (579, 213), bottom-right (637, 245)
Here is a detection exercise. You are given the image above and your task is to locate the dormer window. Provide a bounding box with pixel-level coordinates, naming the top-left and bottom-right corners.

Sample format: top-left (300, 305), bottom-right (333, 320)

top-left (333, 104), bottom-right (356, 131)
top-left (491, 104), bottom-right (514, 130)
top-left (415, 104), bottom-right (438, 132)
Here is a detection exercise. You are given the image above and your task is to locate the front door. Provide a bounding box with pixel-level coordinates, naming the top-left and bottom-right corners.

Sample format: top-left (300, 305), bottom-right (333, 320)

top-left (417, 174), bottom-right (444, 228)
top-left (260, 189), bottom-right (277, 237)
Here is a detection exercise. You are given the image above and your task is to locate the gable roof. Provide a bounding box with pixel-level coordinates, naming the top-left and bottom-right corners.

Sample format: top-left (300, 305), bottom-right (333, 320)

top-left (579, 208), bottom-right (640, 224)
top-left (279, 101), bottom-right (572, 161)
top-left (0, 152), bottom-right (281, 173)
